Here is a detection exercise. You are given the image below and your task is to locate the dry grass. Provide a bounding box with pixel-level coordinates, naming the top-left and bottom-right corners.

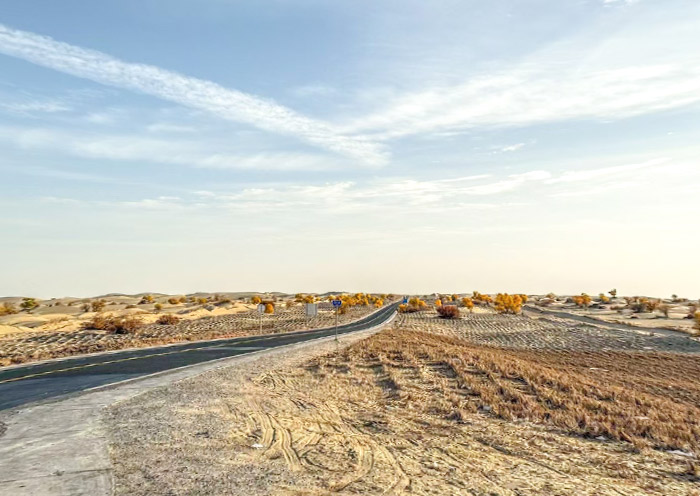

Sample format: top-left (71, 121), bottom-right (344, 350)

top-left (352, 328), bottom-right (700, 453)
top-left (83, 315), bottom-right (144, 334)
top-left (155, 314), bottom-right (180, 325)
top-left (107, 321), bottom-right (700, 496)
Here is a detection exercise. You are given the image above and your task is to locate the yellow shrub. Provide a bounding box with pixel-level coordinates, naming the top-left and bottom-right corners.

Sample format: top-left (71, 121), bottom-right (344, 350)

top-left (264, 303), bottom-right (275, 314)
top-left (461, 297), bottom-right (474, 312)
top-left (573, 294), bottom-right (592, 308)
top-left (495, 293), bottom-right (522, 314)
top-left (251, 296), bottom-right (262, 304)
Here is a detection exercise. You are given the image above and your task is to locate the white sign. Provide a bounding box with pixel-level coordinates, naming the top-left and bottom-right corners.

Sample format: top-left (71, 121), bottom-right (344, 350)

top-left (257, 303), bottom-right (266, 314)
top-left (305, 303), bottom-right (318, 317)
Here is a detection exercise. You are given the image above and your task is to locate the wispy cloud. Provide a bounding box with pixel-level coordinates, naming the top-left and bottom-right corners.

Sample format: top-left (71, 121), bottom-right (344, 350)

top-left (0, 23), bottom-right (387, 165)
top-left (544, 158), bottom-right (667, 184)
top-left (0, 98), bottom-right (71, 115)
top-left (342, 6), bottom-right (700, 141)
top-left (0, 124), bottom-right (343, 171)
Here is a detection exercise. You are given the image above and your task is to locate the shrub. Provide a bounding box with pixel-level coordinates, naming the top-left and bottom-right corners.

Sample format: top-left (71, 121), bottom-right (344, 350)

top-left (168, 298), bottom-right (180, 305)
top-left (251, 296), bottom-right (262, 304)
top-left (400, 298), bottom-right (427, 313)
top-left (461, 297), bottom-right (474, 312)
top-left (91, 299), bottom-right (106, 312)
top-left (472, 292), bottom-right (493, 305)
top-left (572, 294), bottom-right (592, 308)
top-left (598, 294), bottom-right (610, 304)
top-left (609, 289), bottom-right (617, 298)
top-left (140, 295), bottom-right (155, 304)
top-left (435, 299), bottom-right (442, 307)
top-left (627, 297), bottom-right (660, 313)
top-left (178, 297), bottom-right (188, 304)
top-left (84, 315), bottom-right (143, 334)
top-left (374, 299), bottom-right (384, 308)
top-left (436, 305), bottom-right (460, 319)
top-left (156, 314), bottom-right (180, 325)
top-left (197, 298), bottom-right (208, 305)
top-left (495, 293), bottom-right (523, 314)
top-left (264, 302), bottom-right (275, 314)
top-left (0, 303), bottom-right (18, 316)
top-left (154, 303), bottom-right (163, 311)
top-left (695, 311), bottom-right (700, 331)
top-left (20, 298), bottom-right (38, 311)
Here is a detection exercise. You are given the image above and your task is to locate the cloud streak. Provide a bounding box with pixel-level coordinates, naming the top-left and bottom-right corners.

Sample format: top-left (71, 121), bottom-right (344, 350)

top-left (0, 23), bottom-right (387, 165)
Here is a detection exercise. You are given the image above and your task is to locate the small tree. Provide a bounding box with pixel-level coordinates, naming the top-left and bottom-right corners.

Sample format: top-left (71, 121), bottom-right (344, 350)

top-left (154, 303), bottom-right (163, 311)
top-left (598, 293), bottom-right (610, 304)
top-left (573, 294), bottom-right (592, 308)
top-left (609, 289), bottom-right (617, 299)
top-left (264, 302), bottom-right (275, 314)
top-left (168, 297), bottom-right (180, 305)
top-left (495, 294), bottom-right (523, 314)
top-left (461, 297), bottom-right (474, 312)
top-left (251, 296), bottom-right (262, 304)
top-left (20, 298), bottom-right (38, 312)
top-left (197, 298), bottom-right (208, 305)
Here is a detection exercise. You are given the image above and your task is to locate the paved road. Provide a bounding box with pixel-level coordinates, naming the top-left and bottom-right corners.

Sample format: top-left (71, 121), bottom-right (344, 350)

top-left (0, 303), bottom-right (397, 411)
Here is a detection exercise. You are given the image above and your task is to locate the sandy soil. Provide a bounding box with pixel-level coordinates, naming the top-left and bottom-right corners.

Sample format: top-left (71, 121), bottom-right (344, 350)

top-left (106, 313), bottom-right (700, 496)
top-left (533, 297), bottom-right (698, 335)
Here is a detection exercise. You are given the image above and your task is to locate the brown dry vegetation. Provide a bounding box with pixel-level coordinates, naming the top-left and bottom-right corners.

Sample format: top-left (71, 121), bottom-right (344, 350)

top-left (155, 314), bottom-right (180, 325)
top-left (358, 328), bottom-right (700, 453)
top-left (109, 321), bottom-right (700, 496)
top-left (84, 315), bottom-right (144, 334)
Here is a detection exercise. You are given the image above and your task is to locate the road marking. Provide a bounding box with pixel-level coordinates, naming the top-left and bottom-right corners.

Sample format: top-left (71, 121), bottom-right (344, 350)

top-left (0, 307), bottom-right (395, 385)
top-left (0, 339), bottom-right (256, 384)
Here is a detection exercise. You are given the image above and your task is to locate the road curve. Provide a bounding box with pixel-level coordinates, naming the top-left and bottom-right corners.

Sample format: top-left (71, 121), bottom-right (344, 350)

top-left (0, 303), bottom-right (398, 411)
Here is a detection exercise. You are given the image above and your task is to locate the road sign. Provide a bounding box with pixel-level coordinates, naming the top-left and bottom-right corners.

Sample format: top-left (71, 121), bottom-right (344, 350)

top-left (332, 300), bottom-right (342, 308)
top-left (402, 297), bottom-right (408, 304)
top-left (257, 303), bottom-right (265, 314)
top-left (305, 303), bottom-right (318, 317)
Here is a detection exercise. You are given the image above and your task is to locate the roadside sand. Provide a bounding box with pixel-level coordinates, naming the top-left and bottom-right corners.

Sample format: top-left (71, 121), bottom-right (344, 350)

top-left (106, 316), bottom-right (699, 495)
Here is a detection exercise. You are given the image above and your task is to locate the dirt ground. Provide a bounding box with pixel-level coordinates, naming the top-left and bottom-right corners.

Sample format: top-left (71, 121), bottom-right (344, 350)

top-left (106, 314), bottom-right (700, 496)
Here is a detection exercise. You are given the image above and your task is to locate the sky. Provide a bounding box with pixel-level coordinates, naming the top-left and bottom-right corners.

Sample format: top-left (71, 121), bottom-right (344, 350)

top-left (1, 0), bottom-right (699, 298)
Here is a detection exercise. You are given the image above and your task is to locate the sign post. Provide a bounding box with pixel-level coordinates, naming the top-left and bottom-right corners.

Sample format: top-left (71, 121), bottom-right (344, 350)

top-left (257, 303), bottom-right (265, 333)
top-left (332, 299), bottom-right (342, 341)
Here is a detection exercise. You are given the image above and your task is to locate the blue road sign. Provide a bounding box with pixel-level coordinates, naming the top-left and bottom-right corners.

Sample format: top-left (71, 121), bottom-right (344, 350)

top-left (402, 297), bottom-right (408, 304)
top-left (332, 299), bottom-right (342, 308)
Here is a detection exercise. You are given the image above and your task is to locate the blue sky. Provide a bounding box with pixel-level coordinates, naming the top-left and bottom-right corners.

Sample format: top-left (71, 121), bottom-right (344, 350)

top-left (1, 0), bottom-right (699, 298)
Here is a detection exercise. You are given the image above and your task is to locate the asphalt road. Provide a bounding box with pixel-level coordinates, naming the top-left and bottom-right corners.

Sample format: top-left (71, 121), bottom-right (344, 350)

top-left (0, 303), bottom-right (397, 411)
